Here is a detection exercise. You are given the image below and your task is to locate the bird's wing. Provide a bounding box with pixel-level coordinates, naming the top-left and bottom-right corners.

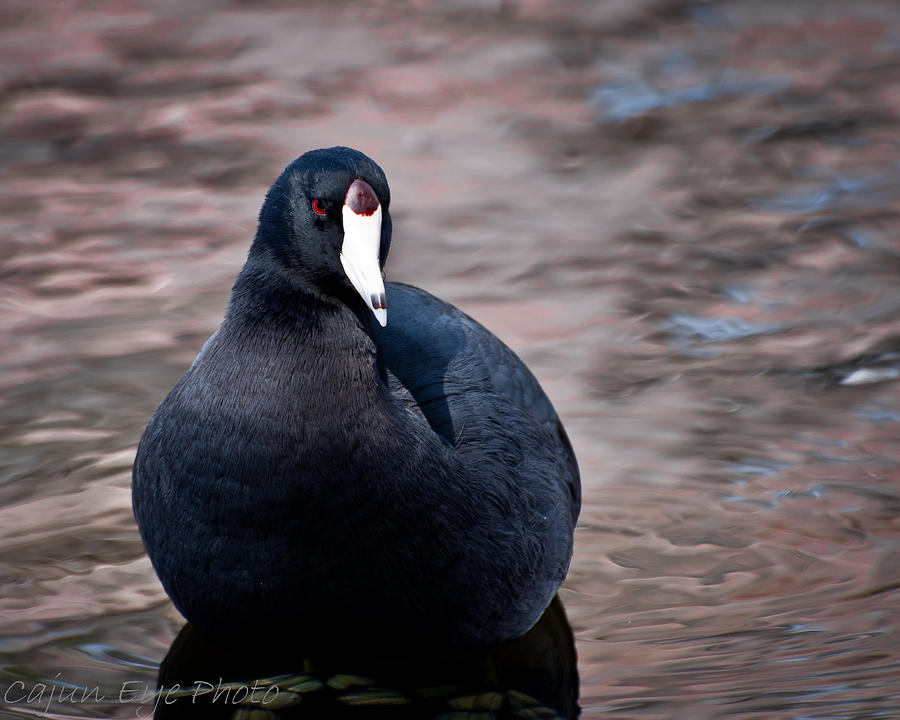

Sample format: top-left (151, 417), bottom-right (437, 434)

top-left (375, 282), bottom-right (580, 513)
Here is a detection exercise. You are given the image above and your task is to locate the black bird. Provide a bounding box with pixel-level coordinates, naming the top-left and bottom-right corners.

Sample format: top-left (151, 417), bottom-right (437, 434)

top-left (132, 147), bottom-right (580, 649)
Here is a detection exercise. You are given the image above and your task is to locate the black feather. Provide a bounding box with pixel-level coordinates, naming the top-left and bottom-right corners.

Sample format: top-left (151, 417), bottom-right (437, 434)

top-left (132, 147), bottom-right (580, 650)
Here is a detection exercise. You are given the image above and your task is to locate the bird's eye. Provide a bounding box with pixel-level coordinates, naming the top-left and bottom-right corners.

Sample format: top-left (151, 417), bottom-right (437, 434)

top-left (312, 199), bottom-right (326, 215)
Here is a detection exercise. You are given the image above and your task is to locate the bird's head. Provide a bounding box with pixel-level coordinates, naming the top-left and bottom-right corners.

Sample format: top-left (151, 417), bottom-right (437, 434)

top-left (252, 147), bottom-right (392, 326)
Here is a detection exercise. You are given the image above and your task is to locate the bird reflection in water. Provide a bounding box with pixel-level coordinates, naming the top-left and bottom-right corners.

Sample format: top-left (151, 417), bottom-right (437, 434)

top-left (154, 595), bottom-right (579, 719)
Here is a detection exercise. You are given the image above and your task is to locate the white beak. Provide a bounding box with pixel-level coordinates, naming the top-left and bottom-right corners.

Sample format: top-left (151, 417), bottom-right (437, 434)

top-left (341, 199), bottom-right (387, 327)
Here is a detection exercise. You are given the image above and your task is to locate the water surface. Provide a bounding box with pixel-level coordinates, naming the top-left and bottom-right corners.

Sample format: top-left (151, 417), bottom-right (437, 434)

top-left (3, 0), bottom-right (900, 717)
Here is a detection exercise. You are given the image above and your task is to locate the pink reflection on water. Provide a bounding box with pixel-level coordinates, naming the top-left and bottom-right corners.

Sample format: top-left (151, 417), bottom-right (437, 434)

top-left (3, 0), bottom-right (900, 716)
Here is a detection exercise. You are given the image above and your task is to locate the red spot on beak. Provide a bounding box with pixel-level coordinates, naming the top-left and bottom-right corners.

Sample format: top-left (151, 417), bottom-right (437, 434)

top-left (344, 179), bottom-right (379, 216)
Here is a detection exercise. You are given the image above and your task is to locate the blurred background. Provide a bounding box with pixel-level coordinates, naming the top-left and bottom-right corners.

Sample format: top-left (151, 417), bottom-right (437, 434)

top-left (3, 0), bottom-right (900, 717)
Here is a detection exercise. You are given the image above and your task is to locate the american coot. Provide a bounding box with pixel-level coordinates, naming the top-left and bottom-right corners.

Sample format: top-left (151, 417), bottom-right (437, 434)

top-left (132, 147), bottom-right (580, 648)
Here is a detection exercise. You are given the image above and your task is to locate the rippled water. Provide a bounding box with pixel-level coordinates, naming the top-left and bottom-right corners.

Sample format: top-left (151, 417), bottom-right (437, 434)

top-left (3, 1), bottom-right (900, 717)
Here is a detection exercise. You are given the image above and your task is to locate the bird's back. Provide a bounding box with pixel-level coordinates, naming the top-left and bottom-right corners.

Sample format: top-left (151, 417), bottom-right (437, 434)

top-left (377, 282), bottom-right (580, 526)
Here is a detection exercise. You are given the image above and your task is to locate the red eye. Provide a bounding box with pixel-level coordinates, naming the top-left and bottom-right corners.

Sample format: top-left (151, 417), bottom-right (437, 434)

top-left (312, 199), bottom-right (326, 215)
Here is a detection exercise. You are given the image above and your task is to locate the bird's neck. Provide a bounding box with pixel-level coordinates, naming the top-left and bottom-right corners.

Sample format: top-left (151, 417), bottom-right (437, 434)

top-left (230, 256), bottom-right (371, 328)
top-left (220, 259), bottom-right (388, 416)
